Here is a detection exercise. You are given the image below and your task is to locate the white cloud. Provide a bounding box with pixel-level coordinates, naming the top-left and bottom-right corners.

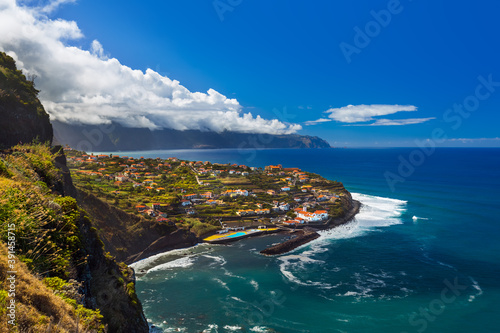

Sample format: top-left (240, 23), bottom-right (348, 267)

top-left (304, 118), bottom-right (332, 126)
top-left (38, 0), bottom-right (77, 13)
top-left (0, 0), bottom-right (301, 134)
top-left (445, 137), bottom-right (500, 143)
top-left (349, 117), bottom-right (436, 126)
top-left (305, 104), bottom-right (431, 126)
top-left (325, 104), bottom-right (418, 123)
top-left (90, 40), bottom-right (106, 60)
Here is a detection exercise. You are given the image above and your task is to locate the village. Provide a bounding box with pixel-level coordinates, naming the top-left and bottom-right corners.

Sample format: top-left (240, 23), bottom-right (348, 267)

top-left (65, 148), bottom-right (349, 241)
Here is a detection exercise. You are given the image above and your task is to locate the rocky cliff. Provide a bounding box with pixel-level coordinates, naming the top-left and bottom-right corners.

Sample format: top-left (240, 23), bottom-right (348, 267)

top-left (0, 52), bottom-right (52, 148)
top-left (0, 145), bottom-right (149, 332)
top-left (0, 52), bottom-right (149, 332)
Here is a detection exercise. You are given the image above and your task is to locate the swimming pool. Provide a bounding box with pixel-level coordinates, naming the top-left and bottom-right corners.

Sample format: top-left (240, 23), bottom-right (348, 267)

top-left (225, 232), bottom-right (247, 238)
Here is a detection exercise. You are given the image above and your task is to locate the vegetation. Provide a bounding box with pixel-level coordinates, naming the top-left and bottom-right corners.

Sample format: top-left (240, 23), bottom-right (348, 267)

top-left (0, 52), bottom-right (52, 148)
top-left (0, 145), bottom-right (82, 278)
top-left (0, 144), bottom-right (147, 332)
top-left (0, 52), bottom-right (148, 332)
top-left (0, 52), bottom-right (41, 112)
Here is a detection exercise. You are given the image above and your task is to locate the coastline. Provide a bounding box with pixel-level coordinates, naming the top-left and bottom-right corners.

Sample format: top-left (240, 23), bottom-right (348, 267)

top-left (260, 199), bottom-right (361, 255)
top-left (130, 199), bottom-right (362, 265)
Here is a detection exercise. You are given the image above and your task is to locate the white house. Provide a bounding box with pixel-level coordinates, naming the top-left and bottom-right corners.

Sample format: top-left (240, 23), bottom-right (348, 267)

top-left (279, 203), bottom-right (290, 211)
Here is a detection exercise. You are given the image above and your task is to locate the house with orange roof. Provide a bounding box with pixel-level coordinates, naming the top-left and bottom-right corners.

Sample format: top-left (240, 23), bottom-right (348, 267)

top-left (265, 164), bottom-right (282, 171)
top-left (180, 200), bottom-right (192, 206)
top-left (296, 209), bottom-right (328, 222)
top-left (315, 210), bottom-right (328, 219)
top-left (283, 220), bottom-right (297, 226)
top-left (151, 203), bottom-right (162, 210)
top-left (236, 209), bottom-right (255, 216)
top-left (317, 194), bottom-right (329, 201)
top-left (223, 189), bottom-right (248, 197)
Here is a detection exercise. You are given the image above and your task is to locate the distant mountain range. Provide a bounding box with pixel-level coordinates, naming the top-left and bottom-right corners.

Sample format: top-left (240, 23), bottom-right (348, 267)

top-left (52, 121), bottom-right (331, 151)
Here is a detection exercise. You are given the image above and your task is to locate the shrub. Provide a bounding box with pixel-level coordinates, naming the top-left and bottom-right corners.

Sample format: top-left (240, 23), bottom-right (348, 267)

top-left (0, 289), bottom-right (8, 315)
top-left (0, 159), bottom-right (12, 178)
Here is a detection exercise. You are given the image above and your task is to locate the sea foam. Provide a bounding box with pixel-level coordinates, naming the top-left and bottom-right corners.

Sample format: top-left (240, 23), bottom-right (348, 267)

top-left (279, 193), bottom-right (407, 288)
top-left (146, 256), bottom-right (195, 273)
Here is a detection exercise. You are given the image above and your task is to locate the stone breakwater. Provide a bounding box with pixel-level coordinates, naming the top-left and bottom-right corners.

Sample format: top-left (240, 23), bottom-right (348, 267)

top-left (260, 228), bottom-right (321, 255)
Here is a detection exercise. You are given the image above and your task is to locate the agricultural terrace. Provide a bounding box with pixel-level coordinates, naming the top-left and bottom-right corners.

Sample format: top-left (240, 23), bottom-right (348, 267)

top-left (65, 150), bottom-right (349, 237)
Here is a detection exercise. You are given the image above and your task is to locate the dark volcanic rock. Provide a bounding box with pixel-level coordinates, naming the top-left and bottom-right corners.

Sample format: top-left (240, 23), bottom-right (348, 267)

top-left (0, 52), bottom-right (53, 148)
top-left (260, 228), bottom-right (320, 256)
top-left (54, 150), bottom-right (149, 332)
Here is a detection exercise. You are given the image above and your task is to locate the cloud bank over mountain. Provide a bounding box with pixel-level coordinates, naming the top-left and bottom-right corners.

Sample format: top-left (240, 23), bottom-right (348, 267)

top-left (0, 0), bottom-right (301, 134)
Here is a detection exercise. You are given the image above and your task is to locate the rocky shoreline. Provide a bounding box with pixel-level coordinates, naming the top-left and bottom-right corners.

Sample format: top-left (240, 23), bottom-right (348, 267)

top-left (260, 199), bottom-right (361, 256)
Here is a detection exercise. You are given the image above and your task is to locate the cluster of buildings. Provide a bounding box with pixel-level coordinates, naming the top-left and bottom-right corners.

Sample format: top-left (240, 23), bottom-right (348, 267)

top-left (223, 189), bottom-right (249, 197)
top-left (283, 207), bottom-right (329, 226)
top-left (135, 203), bottom-right (174, 224)
top-left (68, 153), bottom-right (337, 227)
top-left (236, 208), bottom-right (271, 216)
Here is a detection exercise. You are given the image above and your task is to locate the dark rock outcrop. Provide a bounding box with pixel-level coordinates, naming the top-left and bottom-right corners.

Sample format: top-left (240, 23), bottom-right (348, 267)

top-left (260, 228), bottom-right (320, 255)
top-left (129, 229), bottom-right (199, 263)
top-left (77, 214), bottom-right (149, 332)
top-left (54, 150), bottom-right (149, 332)
top-left (0, 52), bottom-right (53, 148)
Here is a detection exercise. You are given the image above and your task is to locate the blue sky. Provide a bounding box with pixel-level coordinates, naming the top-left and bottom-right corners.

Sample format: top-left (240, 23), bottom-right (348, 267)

top-left (2, 0), bottom-right (500, 146)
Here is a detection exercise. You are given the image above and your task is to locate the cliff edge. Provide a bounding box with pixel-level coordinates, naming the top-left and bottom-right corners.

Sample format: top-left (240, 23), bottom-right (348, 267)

top-left (0, 51), bottom-right (148, 332)
top-left (0, 52), bottom-right (52, 148)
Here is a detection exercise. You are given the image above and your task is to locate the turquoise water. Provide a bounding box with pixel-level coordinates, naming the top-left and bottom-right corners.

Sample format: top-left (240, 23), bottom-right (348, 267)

top-left (129, 148), bottom-right (500, 333)
top-left (226, 232), bottom-right (247, 238)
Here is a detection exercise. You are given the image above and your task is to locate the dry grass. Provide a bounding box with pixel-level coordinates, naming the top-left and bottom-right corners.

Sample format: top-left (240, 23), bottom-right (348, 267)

top-left (0, 245), bottom-right (79, 333)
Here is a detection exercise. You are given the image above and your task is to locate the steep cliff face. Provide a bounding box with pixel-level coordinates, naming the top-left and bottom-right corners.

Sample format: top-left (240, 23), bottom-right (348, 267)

top-left (0, 49), bottom-right (149, 331)
top-left (0, 52), bottom-right (52, 148)
top-left (52, 146), bottom-right (150, 332)
top-left (0, 145), bottom-right (149, 332)
top-left (52, 120), bottom-right (332, 150)
top-left (76, 212), bottom-right (149, 332)
top-left (76, 188), bottom-right (199, 263)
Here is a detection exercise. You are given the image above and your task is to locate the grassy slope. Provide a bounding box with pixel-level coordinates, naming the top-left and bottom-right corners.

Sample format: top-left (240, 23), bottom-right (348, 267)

top-left (0, 245), bottom-right (80, 333)
top-left (0, 144), bottom-right (147, 332)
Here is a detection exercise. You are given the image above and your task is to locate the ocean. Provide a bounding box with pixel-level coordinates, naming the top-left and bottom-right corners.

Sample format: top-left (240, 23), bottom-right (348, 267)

top-left (123, 148), bottom-right (500, 333)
